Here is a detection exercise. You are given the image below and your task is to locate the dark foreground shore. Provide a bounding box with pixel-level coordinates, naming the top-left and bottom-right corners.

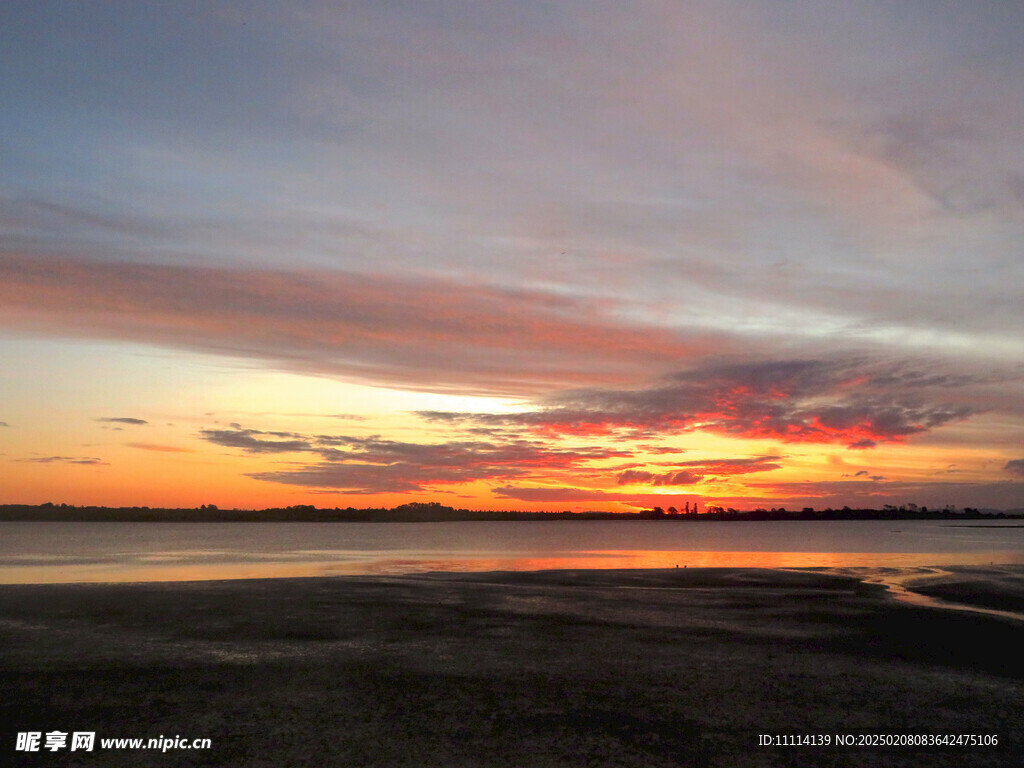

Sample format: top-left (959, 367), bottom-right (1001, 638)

top-left (2, 567), bottom-right (1023, 768)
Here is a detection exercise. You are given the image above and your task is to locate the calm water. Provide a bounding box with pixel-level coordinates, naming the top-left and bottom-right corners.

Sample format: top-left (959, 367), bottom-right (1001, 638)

top-left (1, 520), bottom-right (1023, 584)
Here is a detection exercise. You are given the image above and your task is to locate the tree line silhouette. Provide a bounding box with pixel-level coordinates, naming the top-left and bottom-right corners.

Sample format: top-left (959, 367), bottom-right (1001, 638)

top-left (0, 501), bottom-right (1017, 522)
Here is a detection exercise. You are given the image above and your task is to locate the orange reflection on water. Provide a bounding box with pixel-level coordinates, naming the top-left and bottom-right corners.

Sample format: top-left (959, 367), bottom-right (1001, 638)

top-left (3, 548), bottom-right (1023, 584)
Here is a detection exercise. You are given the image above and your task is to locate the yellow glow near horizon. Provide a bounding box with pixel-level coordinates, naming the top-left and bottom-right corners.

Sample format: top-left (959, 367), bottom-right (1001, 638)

top-left (2, 339), bottom-right (1018, 511)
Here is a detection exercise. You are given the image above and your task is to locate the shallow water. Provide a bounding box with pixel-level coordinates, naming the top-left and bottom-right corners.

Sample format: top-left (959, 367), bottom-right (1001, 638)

top-left (1, 519), bottom-right (1022, 584)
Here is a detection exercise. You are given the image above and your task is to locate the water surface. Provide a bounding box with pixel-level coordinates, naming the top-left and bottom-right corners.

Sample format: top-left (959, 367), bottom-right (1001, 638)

top-left (2, 519), bottom-right (1022, 583)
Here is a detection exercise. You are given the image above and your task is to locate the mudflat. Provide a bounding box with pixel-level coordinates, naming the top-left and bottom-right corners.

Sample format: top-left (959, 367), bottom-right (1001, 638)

top-left (2, 567), bottom-right (1022, 767)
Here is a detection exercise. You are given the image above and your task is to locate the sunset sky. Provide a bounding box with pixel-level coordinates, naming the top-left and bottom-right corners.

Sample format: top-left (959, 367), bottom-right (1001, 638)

top-left (2, 1), bottom-right (1023, 512)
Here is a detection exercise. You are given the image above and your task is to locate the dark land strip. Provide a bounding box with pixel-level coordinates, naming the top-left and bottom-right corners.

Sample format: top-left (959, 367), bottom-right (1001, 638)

top-left (2, 568), bottom-right (1023, 767)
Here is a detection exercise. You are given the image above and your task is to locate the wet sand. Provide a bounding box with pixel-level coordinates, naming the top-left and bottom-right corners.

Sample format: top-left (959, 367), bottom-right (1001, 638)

top-left (2, 567), bottom-right (1023, 767)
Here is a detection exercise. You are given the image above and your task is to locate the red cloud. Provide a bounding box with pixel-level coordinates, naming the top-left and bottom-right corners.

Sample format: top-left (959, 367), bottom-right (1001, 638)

top-left (422, 359), bottom-right (979, 448)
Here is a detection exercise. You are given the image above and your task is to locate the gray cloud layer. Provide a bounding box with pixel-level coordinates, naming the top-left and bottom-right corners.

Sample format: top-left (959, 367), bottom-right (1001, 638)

top-left (18, 456), bottom-right (107, 466)
top-left (200, 425), bottom-right (628, 494)
top-left (422, 358), bottom-right (989, 448)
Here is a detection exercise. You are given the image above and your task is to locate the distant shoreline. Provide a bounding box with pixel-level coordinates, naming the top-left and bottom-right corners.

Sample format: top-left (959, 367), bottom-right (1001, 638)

top-left (2, 501), bottom-right (1022, 523)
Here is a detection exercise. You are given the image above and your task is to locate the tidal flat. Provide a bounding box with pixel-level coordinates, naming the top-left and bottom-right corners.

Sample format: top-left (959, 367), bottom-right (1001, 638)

top-left (2, 567), bottom-right (1022, 767)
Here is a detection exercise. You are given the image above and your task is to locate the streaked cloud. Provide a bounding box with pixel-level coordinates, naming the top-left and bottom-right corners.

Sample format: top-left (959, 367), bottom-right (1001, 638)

top-left (17, 456), bottom-right (108, 466)
top-left (0, 254), bottom-right (715, 395)
top-left (666, 456), bottom-right (784, 475)
top-left (125, 443), bottom-right (196, 454)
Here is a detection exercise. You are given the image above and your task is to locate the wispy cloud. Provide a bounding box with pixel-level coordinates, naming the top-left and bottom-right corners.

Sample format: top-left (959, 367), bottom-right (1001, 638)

top-left (96, 417), bottom-right (148, 425)
top-left (18, 456), bottom-right (108, 466)
top-left (125, 443), bottom-right (195, 453)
